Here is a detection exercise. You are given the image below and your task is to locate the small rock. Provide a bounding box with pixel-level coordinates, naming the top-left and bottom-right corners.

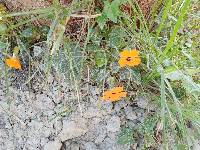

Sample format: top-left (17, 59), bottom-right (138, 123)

top-left (106, 116), bottom-right (120, 132)
top-left (84, 107), bottom-right (102, 118)
top-left (35, 94), bottom-right (55, 110)
top-left (99, 137), bottom-right (130, 150)
top-left (94, 126), bottom-right (107, 144)
top-left (124, 106), bottom-right (137, 121)
top-left (33, 46), bottom-right (43, 57)
top-left (91, 117), bottom-right (102, 125)
top-left (40, 137), bottom-right (49, 146)
top-left (69, 143), bottom-right (80, 150)
top-left (64, 141), bottom-right (70, 147)
top-left (84, 142), bottom-right (98, 150)
top-left (44, 140), bottom-right (62, 150)
top-left (114, 100), bottom-right (130, 112)
top-left (58, 120), bottom-right (87, 141)
top-left (101, 103), bottom-right (113, 114)
top-left (136, 96), bottom-right (148, 109)
top-left (107, 132), bottom-right (118, 139)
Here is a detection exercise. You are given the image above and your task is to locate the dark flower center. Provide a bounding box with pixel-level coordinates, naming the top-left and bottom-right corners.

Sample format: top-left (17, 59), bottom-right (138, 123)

top-left (126, 57), bottom-right (132, 61)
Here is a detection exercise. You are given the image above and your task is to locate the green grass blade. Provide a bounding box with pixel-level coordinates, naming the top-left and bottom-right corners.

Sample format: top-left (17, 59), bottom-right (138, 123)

top-left (156, 0), bottom-right (172, 38)
top-left (8, 14), bottom-right (49, 31)
top-left (1, 7), bottom-right (54, 18)
top-left (161, 0), bottom-right (191, 60)
top-left (160, 68), bottom-right (167, 146)
top-left (47, 18), bottom-right (59, 45)
top-left (165, 79), bottom-right (192, 148)
top-left (50, 24), bottom-right (65, 55)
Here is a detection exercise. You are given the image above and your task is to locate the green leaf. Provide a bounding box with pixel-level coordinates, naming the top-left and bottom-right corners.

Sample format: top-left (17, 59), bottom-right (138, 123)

top-left (107, 76), bottom-right (115, 88)
top-left (91, 68), bottom-right (109, 85)
top-left (181, 75), bottom-right (200, 98)
top-left (110, 62), bottom-right (120, 73)
top-left (130, 69), bottom-right (141, 85)
top-left (0, 23), bottom-right (7, 34)
top-left (104, 0), bottom-right (120, 23)
top-left (110, 0), bottom-right (121, 22)
top-left (118, 127), bottom-right (134, 145)
top-left (160, 0), bottom-right (191, 62)
top-left (165, 70), bottom-right (182, 81)
top-left (97, 0), bottom-right (126, 28)
top-left (17, 38), bottom-right (27, 53)
top-left (0, 41), bottom-right (7, 49)
top-left (109, 27), bottom-right (126, 49)
top-left (95, 52), bottom-right (107, 67)
top-left (21, 28), bottom-right (33, 38)
top-left (96, 12), bottom-right (107, 30)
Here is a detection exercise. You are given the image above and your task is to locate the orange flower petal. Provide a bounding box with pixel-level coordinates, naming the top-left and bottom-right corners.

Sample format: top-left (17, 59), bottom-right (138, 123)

top-left (101, 86), bottom-right (127, 102)
top-left (129, 49), bottom-right (139, 57)
top-left (128, 57), bottom-right (141, 66)
top-left (108, 94), bottom-right (121, 101)
top-left (101, 91), bottom-right (112, 99)
top-left (119, 50), bottom-right (130, 58)
top-left (111, 86), bottom-right (124, 93)
top-left (118, 49), bottom-right (141, 68)
top-left (118, 58), bottom-right (127, 67)
top-left (5, 57), bottom-right (21, 69)
top-left (120, 92), bottom-right (127, 97)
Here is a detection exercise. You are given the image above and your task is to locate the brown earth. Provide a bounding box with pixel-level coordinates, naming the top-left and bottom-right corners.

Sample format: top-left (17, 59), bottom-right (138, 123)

top-left (1, 0), bottom-right (156, 41)
top-left (1, 0), bottom-right (155, 17)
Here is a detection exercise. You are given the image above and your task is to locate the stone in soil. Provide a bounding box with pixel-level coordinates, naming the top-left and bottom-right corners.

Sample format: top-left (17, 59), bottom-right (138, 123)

top-left (106, 116), bottom-right (121, 132)
top-left (44, 140), bottom-right (62, 150)
top-left (58, 119), bottom-right (88, 141)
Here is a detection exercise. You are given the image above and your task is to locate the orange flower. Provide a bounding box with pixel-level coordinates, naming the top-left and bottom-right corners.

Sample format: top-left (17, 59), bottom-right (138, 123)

top-left (118, 49), bottom-right (141, 67)
top-left (101, 86), bottom-right (127, 102)
top-left (5, 57), bottom-right (21, 69)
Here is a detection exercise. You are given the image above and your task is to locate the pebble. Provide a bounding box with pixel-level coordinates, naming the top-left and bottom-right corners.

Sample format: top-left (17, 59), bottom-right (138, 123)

top-left (136, 96), bottom-right (148, 109)
top-left (84, 142), bottom-right (98, 150)
top-left (124, 106), bottom-right (137, 121)
top-left (58, 120), bottom-right (88, 141)
top-left (44, 140), bottom-right (62, 150)
top-left (106, 116), bottom-right (121, 132)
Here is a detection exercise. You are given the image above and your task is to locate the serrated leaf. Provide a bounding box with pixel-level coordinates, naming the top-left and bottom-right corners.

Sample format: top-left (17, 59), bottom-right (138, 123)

top-left (130, 69), bottom-right (141, 85)
top-left (96, 12), bottom-right (107, 30)
top-left (118, 127), bottom-right (134, 145)
top-left (0, 41), bottom-right (7, 49)
top-left (21, 28), bottom-right (33, 38)
top-left (91, 68), bottom-right (110, 85)
top-left (95, 52), bottom-right (107, 67)
top-left (109, 27), bottom-right (126, 49)
top-left (181, 75), bottom-right (200, 98)
top-left (107, 76), bottom-right (115, 88)
top-left (104, 0), bottom-right (119, 23)
top-left (110, 62), bottom-right (120, 73)
top-left (110, 0), bottom-right (121, 22)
